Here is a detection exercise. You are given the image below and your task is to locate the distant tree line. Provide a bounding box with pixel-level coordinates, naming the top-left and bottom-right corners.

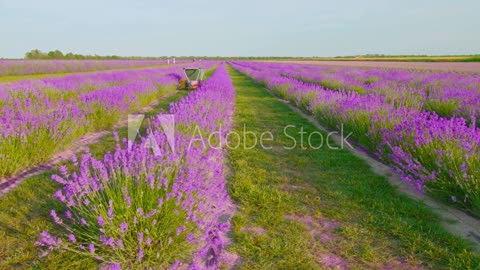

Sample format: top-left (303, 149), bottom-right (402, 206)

top-left (21, 50), bottom-right (480, 62)
top-left (22, 51), bottom-right (326, 61)
top-left (24, 49), bottom-right (166, 60)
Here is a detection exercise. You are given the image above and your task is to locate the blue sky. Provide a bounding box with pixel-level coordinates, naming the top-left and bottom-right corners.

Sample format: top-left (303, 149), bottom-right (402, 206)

top-left (0, 0), bottom-right (479, 58)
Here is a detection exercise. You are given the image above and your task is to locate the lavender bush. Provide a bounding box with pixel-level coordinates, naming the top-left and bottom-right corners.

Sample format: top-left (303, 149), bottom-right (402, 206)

top-left (36, 64), bottom-right (235, 269)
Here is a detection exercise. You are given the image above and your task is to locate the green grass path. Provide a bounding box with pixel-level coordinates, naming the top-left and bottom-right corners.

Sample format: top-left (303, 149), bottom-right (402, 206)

top-left (226, 65), bottom-right (480, 269)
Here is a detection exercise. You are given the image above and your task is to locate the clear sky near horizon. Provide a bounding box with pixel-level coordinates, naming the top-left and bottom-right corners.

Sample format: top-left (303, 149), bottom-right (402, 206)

top-left (0, 0), bottom-right (479, 58)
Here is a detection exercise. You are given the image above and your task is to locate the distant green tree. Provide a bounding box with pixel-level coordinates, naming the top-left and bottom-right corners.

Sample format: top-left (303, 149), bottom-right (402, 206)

top-left (47, 50), bottom-right (64, 59)
top-left (65, 52), bottom-right (74, 59)
top-left (25, 49), bottom-right (47, 59)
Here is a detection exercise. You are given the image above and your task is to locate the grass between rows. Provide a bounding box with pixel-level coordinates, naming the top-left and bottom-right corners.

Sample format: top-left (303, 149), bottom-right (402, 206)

top-left (225, 65), bottom-right (480, 269)
top-left (0, 91), bottom-right (189, 269)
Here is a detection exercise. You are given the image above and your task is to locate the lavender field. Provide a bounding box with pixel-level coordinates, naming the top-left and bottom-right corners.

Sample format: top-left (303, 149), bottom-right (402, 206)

top-left (0, 65), bottom-right (186, 178)
top-left (3, 0), bottom-right (480, 268)
top-left (0, 59), bottom-right (177, 76)
top-left (35, 64), bottom-right (236, 269)
top-left (231, 61), bottom-right (480, 214)
top-left (0, 60), bottom-right (479, 270)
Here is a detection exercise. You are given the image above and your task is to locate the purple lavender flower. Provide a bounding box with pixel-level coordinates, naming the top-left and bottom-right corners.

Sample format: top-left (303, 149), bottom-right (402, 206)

top-left (68, 234), bottom-right (76, 243)
top-left (170, 260), bottom-right (180, 270)
top-left (137, 248), bottom-right (144, 262)
top-left (98, 215), bottom-right (105, 227)
top-left (107, 200), bottom-right (114, 219)
top-left (64, 210), bottom-right (73, 220)
top-left (36, 231), bottom-right (61, 247)
top-left (89, 243), bottom-right (95, 254)
top-left (113, 131), bottom-right (119, 142)
top-left (176, 226), bottom-right (186, 236)
top-left (59, 165), bottom-right (69, 177)
top-left (110, 262), bottom-right (121, 270)
top-left (125, 196), bottom-right (132, 207)
top-left (187, 233), bottom-right (195, 242)
top-left (80, 218), bottom-right (88, 226)
top-left (145, 209), bottom-right (157, 218)
top-left (119, 222), bottom-right (128, 233)
top-left (53, 190), bottom-right (66, 203)
top-left (116, 239), bottom-right (124, 249)
top-left (50, 210), bottom-right (63, 225)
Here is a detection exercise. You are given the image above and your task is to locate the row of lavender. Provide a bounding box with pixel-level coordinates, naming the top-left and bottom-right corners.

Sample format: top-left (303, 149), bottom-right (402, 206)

top-left (231, 61), bottom-right (480, 215)
top-left (0, 59), bottom-right (189, 77)
top-left (258, 62), bottom-right (480, 124)
top-left (36, 63), bottom-right (236, 269)
top-left (0, 64), bottom-right (200, 178)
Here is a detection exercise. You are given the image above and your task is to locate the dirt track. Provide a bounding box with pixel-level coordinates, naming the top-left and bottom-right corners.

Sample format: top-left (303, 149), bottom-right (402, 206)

top-left (272, 60), bottom-right (480, 73)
